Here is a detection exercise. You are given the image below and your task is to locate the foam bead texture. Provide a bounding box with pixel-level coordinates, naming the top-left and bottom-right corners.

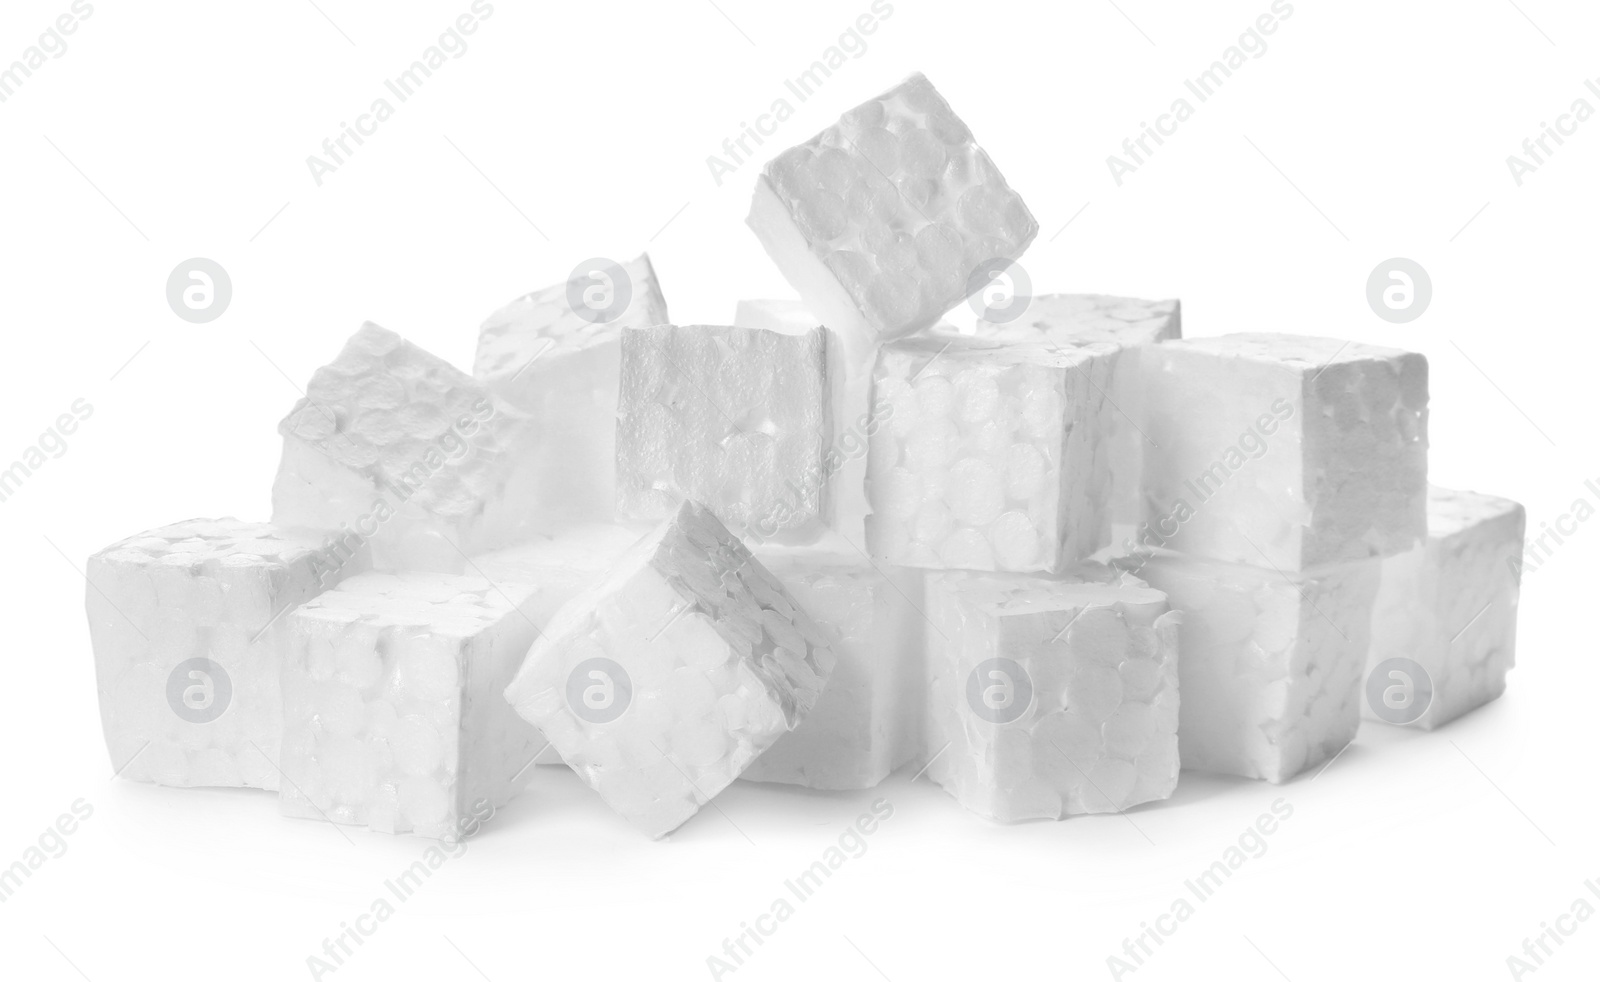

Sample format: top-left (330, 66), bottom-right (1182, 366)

top-left (616, 324), bottom-right (831, 541)
top-left (503, 501), bottom-right (835, 838)
top-left (1364, 486), bottom-right (1525, 729)
top-left (867, 336), bottom-right (1114, 572)
top-left (922, 565), bottom-right (1180, 822)
top-left (759, 72), bottom-right (1038, 345)
top-left (279, 572), bottom-right (546, 838)
top-left (1142, 333), bottom-right (1428, 571)
top-left (1130, 551), bottom-right (1380, 783)
top-left (271, 322), bottom-right (536, 569)
top-left (86, 518), bottom-right (349, 790)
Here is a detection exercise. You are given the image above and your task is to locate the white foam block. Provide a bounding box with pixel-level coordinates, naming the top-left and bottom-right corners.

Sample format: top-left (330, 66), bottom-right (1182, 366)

top-left (732, 298), bottom-right (821, 335)
top-left (1364, 486), bottom-right (1525, 729)
top-left (271, 323), bottom-right (538, 572)
top-left (279, 571), bottom-right (550, 838)
top-left (616, 324), bottom-right (831, 543)
top-left (741, 539), bottom-right (923, 790)
top-left (746, 72), bottom-right (1038, 367)
top-left (1128, 551), bottom-right (1380, 783)
top-left (922, 564), bottom-right (1180, 822)
top-left (86, 519), bottom-right (355, 790)
top-left (867, 337), bottom-right (1115, 572)
top-left (474, 255), bottom-right (669, 527)
top-left (1142, 333), bottom-right (1428, 571)
top-left (503, 501), bottom-right (835, 838)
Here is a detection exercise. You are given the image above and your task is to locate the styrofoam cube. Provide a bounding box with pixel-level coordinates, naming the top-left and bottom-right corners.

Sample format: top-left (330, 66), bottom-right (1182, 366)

top-left (934, 294), bottom-right (1181, 538)
top-left (741, 539), bottom-right (924, 790)
top-left (922, 564), bottom-right (1180, 822)
top-left (279, 571), bottom-right (550, 838)
top-left (616, 324), bottom-right (831, 542)
top-left (474, 255), bottom-right (669, 527)
top-left (733, 298), bottom-right (821, 335)
top-left (866, 336), bottom-right (1115, 572)
top-left (1364, 486), bottom-right (1525, 729)
top-left (271, 322), bottom-right (538, 572)
top-left (85, 519), bottom-right (353, 790)
top-left (503, 501), bottom-right (836, 838)
top-left (1142, 333), bottom-right (1428, 571)
top-left (746, 72), bottom-right (1038, 366)
top-left (1129, 551), bottom-right (1380, 783)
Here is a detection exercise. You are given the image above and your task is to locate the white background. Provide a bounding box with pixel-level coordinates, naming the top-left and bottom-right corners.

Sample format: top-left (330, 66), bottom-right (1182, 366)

top-left (2, 0), bottom-right (1596, 979)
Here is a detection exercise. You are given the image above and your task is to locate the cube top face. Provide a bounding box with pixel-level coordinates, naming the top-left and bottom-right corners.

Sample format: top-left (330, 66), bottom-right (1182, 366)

top-left (470, 523), bottom-right (643, 582)
top-left (760, 72), bottom-right (1038, 344)
top-left (474, 254), bottom-right (668, 386)
top-left (963, 293), bottom-right (1181, 348)
top-left (92, 517), bottom-right (332, 573)
top-left (295, 572), bottom-right (530, 637)
top-left (732, 298), bottom-right (823, 335)
top-left (954, 567), bottom-right (1170, 622)
top-left (1427, 485), bottom-right (1523, 541)
top-left (615, 324), bottom-right (831, 540)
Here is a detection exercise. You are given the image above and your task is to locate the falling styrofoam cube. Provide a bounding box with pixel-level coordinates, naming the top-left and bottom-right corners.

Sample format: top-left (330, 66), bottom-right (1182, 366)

top-left (866, 336), bottom-right (1115, 572)
top-left (741, 538), bottom-right (924, 790)
top-left (747, 72), bottom-right (1038, 366)
top-left (1127, 550), bottom-right (1380, 783)
top-left (1142, 334), bottom-right (1428, 571)
top-left (616, 324), bottom-right (831, 543)
top-left (85, 519), bottom-right (355, 790)
top-left (921, 564), bottom-right (1180, 822)
top-left (271, 322), bottom-right (539, 572)
top-left (474, 255), bottom-right (669, 527)
top-left (933, 294), bottom-right (1182, 540)
top-left (1364, 486), bottom-right (1525, 729)
top-left (502, 501), bottom-right (836, 838)
top-left (278, 571), bottom-right (550, 838)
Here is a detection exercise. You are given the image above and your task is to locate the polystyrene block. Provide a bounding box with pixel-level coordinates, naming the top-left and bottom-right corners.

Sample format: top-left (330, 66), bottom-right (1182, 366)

top-left (1141, 333), bottom-right (1428, 571)
top-left (866, 336), bottom-right (1114, 572)
top-left (474, 255), bottom-right (669, 527)
top-left (86, 519), bottom-right (353, 790)
top-left (1364, 486), bottom-right (1525, 729)
top-left (922, 564), bottom-right (1180, 822)
top-left (503, 501), bottom-right (835, 838)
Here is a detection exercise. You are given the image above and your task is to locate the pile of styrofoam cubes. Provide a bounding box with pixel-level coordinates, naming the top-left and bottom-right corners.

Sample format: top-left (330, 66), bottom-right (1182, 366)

top-left (85, 73), bottom-right (1525, 838)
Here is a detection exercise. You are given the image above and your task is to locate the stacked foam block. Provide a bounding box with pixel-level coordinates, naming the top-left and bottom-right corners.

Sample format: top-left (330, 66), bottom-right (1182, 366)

top-left (84, 72), bottom-right (1525, 837)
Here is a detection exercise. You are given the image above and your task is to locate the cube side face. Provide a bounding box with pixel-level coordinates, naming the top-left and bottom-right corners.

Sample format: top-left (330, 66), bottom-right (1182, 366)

top-left (1301, 352), bottom-right (1429, 567)
top-left (752, 73), bottom-right (1037, 353)
top-left (923, 573), bottom-right (1179, 822)
top-left (868, 343), bottom-right (1090, 572)
top-left (86, 520), bottom-right (344, 790)
top-left (1142, 345), bottom-right (1307, 567)
top-left (615, 325), bottom-right (830, 541)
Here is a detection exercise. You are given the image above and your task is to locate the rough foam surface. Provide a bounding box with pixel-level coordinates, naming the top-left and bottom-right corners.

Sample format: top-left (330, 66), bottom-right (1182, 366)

top-left (934, 294), bottom-right (1180, 535)
top-left (473, 255), bottom-right (669, 527)
top-left (279, 572), bottom-right (548, 838)
top-left (271, 322), bottom-right (538, 572)
top-left (1364, 486), bottom-right (1524, 729)
top-left (1128, 550), bottom-right (1379, 783)
top-left (503, 501), bottom-right (836, 838)
top-left (923, 564), bottom-right (1180, 822)
top-left (1142, 333), bottom-right (1428, 571)
top-left (741, 539), bottom-right (923, 790)
top-left (747, 72), bottom-right (1038, 365)
top-left (867, 336), bottom-right (1114, 572)
top-left (86, 519), bottom-right (353, 790)
top-left (616, 324), bottom-right (831, 542)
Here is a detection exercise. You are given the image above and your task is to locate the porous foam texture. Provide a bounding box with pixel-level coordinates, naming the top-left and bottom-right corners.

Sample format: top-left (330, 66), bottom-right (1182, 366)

top-left (279, 572), bottom-right (549, 838)
top-left (1142, 333), bottom-right (1428, 571)
top-left (746, 72), bottom-right (1038, 366)
top-left (86, 518), bottom-right (354, 790)
top-left (866, 336), bottom-right (1114, 572)
top-left (741, 538), bottom-right (924, 790)
top-left (616, 324), bottom-right (831, 542)
top-left (922, 564), bottom-right (1180, 822)
top-left (474, 255), bottom-right (669, 527)
top-left (1128, 550), bottom-right (1380, 783)
top-left (936, 294), bottom-right (1182, 536)
top-left (503, 501), bottom-right (836, 838)
top-left (271, 322), bottom-right (539, 572)
top-left (1364, 486), bottom-right (1525, 729)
